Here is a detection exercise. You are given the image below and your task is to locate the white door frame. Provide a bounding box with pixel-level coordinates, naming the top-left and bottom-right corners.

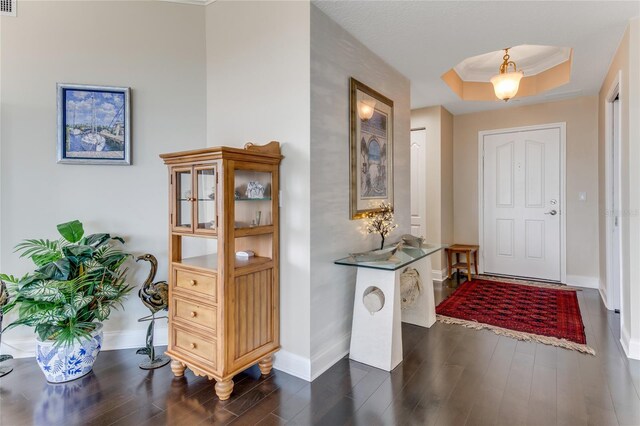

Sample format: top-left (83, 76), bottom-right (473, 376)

top-left (410, 127), bottom-right (427, 238)
top-left (604, 71), bottom-right (623, 312)
top-left (478, 122), bottom-right (567, 283)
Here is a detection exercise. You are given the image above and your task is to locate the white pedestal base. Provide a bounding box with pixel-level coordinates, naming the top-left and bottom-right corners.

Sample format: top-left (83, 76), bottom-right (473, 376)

top-left (401, 256), bottom-right (436, 328)
top-left (349, 255), bottom-right (436, 371)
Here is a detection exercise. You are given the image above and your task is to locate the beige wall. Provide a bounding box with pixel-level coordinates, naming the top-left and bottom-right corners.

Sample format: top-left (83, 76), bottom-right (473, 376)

top-left (453, 96), bottom-right (600, 284)
top-left (0, 1), bottom-right (207, 356)
top-left (310, 5), bottom-right (410, 378)
top-left (440, 108), bottom-right (454, 265)
top-left (205, 1), bottom-right (312, 377)
top-left (410, 106), bottom-right (454, 274)
top-left (599, 18), bottom-right (640, 356)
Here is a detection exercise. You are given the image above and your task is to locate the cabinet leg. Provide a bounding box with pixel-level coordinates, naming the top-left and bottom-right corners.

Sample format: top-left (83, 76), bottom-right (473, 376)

top-left (258, 355), bottom-right (274, 375)
top-left (215, 378), bottom-right (234, 401)
top-left (170, 360), bottom-right (187, 377)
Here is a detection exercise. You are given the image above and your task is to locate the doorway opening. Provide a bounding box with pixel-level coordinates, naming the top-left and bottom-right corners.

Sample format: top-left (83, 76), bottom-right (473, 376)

top-left (605, 72), bottom-right (622, 314)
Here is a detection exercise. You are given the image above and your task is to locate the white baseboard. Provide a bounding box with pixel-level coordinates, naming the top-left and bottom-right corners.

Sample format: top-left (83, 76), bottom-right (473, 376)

top-left (273, 349), bottom-right (311, 381)
top-left (620, 325), bottom-right (640, 359)
top-left (1, 327), bottom-right (169, 359)
top-left (310, 332), bottom-right (350, 381)
top-left (431, 268), bottom-right (449, 282)
top-left (565, 274), bottom-right (599, 289)
top-left (599, 286), bottom-right (611, 310)
top-left (619, 326), bottom-right (640, 360)
top-left (5, 326), bottom-right (320, 383)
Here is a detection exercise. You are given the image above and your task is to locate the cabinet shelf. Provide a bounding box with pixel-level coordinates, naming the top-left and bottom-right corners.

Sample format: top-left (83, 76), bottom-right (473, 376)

top-left (179, 198), bottom-right (215, 202)
top-left (235, 255), bottom-right (272, 271)
top-left (176, 254), bottom-right (218, 271)
top-left (234, 225), bottom-right (274, 237)
top-left (234, 198), bottom-right (271, 202)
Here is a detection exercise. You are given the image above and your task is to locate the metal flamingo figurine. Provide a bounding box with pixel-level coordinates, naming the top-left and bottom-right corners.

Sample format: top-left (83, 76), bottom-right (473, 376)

top-left (0, 280), bottom-right (14, 377)
top-left (136, 254), bottom-right (171, 369)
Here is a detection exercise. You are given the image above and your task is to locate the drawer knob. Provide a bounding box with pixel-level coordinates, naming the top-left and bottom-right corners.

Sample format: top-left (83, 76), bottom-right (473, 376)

top-left (190, 311), bottom-right (197, 318)
top-left (190, 279), bottom-right (197, 286)
top-left (190, 343), bottom-right (197, 349)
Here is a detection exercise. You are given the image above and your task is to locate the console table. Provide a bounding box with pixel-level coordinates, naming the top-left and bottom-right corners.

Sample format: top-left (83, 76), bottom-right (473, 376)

top-left (335, 244), bottom-right (446, 371)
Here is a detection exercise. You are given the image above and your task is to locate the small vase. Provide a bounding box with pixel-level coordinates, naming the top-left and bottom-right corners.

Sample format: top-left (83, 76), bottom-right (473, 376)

top-left (35, 323), bottom-right (103, 383)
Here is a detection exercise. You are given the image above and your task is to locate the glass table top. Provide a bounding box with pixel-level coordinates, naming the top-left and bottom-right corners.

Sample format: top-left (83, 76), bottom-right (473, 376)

top-left (334, 243), bottom-right (448, 271)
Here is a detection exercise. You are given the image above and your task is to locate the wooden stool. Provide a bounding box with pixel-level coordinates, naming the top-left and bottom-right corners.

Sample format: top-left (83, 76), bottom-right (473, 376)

top-left (445, 244), bottom-right (479, 282)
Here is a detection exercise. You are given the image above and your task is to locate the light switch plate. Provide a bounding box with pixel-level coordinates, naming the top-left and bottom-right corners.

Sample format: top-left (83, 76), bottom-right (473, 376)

top-left (578, 192), bottom-right (587, 201)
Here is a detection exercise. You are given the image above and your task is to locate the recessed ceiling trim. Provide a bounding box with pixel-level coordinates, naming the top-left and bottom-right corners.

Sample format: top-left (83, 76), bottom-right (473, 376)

top-left (443, 50), bottom-right (573, 102)
top-left (454, 45), bottom-right (572, 82)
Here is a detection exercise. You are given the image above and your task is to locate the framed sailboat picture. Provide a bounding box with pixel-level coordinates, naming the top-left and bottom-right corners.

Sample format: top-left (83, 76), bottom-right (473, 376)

top-left (57, 83), bottom-right (131, 165)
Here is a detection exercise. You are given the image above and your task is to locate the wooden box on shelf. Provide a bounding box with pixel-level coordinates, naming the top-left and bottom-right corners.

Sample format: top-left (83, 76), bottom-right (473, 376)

top-left (160, 141), bottom-right (282, 400)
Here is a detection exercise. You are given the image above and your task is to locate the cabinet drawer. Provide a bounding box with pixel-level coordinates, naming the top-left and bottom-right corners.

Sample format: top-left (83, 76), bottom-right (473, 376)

top-left (173, 327), bottom-right (217, 367)
top-left (173, 297), bottom-right (217, 333)
top-left (174, 269), bottom-right (217, 300)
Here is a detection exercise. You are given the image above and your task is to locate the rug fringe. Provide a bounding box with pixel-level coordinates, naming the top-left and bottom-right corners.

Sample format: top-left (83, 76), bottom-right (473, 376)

top-left (436, 314), bottom-right (596, 356)
top-left (471, 275), bottom-right (581, 291)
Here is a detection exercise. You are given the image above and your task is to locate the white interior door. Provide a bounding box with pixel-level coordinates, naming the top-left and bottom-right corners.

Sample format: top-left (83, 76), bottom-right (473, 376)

top-left (611, 97), bottom-right (621, 310)
top-left (410, 129), bottom-right (426, 237)
top-left (482, 127), bottom-right (562, 281)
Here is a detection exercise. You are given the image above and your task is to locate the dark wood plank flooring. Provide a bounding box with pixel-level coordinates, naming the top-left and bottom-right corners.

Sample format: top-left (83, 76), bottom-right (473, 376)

top-left (2, 276), bottom-right (640, 425)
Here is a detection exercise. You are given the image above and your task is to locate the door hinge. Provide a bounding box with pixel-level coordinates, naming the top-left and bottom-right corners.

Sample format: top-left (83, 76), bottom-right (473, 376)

top-left (170, 175), bottom-right (173, 185)
top-left (615, 216), bottom-right (619, 226)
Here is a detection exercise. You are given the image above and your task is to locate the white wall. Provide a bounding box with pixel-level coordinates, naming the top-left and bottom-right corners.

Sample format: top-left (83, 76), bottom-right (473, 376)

top-left (627, 17), bottom-right (640, 357)
top-left (0, 1), bottom-right (207, 357)
top-left (410, 106), bottom-right (454, 280)
top-left (310, 5), bottom-right (411, 379)
top-left (205, 0), bottom-right (312, 379)
top-left (601, 18), bottom-right (640, 358)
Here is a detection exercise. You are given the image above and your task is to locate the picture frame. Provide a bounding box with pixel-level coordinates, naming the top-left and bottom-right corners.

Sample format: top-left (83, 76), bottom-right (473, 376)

top-left (349, 77), bottom-right (394, 219)
top-left (57, 83), bottom-right (131, 165)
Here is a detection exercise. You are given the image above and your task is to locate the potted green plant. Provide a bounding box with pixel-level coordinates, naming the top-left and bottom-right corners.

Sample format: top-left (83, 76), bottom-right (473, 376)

top-left (1, 220), bottom-right (133, 383)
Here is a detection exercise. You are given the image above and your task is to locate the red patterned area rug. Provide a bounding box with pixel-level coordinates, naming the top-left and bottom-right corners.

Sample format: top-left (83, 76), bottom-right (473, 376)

top-left (436, 277), bottom-right (595, 355)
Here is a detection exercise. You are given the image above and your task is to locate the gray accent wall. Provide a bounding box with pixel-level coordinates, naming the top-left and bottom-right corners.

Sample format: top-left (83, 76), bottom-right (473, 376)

top-left (310, 5), bottom-right (411, 379)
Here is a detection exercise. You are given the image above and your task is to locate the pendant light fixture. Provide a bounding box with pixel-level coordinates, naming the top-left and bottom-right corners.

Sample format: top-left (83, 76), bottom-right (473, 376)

top-left (490, 48), bottom-right (524, 101)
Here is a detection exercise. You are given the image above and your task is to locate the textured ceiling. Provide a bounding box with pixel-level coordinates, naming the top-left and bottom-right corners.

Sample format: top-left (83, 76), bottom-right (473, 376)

top-left (313, 1), bottom-right (640, 115)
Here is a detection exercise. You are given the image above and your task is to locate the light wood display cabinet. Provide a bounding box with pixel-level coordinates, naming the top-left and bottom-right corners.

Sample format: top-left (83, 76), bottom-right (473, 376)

top-left (160, 142), bottom-right (282, 400)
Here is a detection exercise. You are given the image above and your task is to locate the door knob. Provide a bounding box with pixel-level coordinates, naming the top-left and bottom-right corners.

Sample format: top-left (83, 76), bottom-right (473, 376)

top-left (545, 209), bottom-right (558, 216)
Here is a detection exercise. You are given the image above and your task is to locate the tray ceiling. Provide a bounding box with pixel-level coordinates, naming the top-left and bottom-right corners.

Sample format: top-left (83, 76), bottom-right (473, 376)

top-left (313, 1), bottom-right (639, 114)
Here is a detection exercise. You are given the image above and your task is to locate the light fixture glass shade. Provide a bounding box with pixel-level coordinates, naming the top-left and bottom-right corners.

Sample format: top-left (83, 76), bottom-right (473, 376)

top-left (490, 71), bottom-right (524, 101)
top-left (358, 99), bottom-right (376, 120)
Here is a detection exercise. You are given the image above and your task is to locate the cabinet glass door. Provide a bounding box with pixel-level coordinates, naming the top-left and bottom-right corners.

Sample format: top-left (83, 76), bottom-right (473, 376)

top-left (234, 168), bottom-right (273, 229)
top-left (195, 166), bottom-right (217, 233)
top-left (174, 168), bottom-right (193, 231)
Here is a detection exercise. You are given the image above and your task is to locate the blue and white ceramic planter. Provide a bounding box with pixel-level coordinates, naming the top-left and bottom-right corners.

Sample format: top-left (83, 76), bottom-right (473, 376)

top-left (35, 323), bottom-right (103, 383)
